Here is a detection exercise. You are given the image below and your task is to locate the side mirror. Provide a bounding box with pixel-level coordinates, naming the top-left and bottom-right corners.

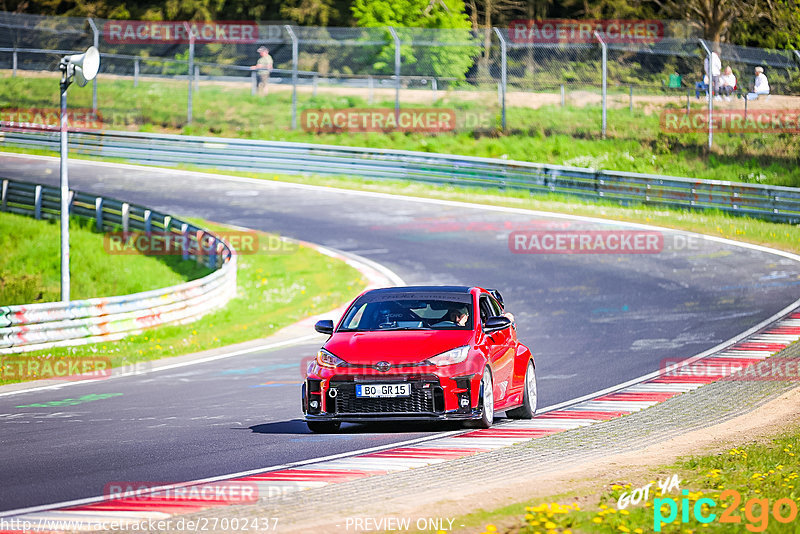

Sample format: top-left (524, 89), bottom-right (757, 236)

top-left (484, 316), bottom-right (511, 333)
top-left (314, 319), bottom-right (334, 335)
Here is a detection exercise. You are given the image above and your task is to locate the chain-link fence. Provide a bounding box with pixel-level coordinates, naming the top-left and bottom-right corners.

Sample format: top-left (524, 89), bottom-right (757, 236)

top-left (1, 11), bottom-right (798, 145)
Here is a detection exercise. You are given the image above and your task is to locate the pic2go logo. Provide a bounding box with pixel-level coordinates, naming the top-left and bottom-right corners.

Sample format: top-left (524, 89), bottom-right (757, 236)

top-left (654, 489), bottom-right (799, 532)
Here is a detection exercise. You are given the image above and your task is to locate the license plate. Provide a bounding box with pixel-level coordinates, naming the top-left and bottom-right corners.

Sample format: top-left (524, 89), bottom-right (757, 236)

top-left (355, 383), bottom-right (411, 398)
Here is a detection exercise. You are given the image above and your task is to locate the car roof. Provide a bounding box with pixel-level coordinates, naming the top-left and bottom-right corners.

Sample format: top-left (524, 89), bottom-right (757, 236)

top-left (367, 285), bottom-right (473, 295)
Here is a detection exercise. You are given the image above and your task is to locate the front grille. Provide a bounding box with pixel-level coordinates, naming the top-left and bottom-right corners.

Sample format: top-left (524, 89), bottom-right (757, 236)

top-left (329, 379), bottom-right (442, 415)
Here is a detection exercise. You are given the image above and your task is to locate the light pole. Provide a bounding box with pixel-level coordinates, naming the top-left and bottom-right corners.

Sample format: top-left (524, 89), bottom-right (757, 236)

top-left (58, 46), bottom-right (100, 302)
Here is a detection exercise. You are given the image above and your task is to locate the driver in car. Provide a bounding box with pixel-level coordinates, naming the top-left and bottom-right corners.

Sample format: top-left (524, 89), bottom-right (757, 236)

top-left (447, 307), bottom-right (469, 327)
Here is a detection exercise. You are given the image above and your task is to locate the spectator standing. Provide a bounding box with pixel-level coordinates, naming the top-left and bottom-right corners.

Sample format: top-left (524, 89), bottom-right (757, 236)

top-left (718, 66), bottom-right (736, 101)
top-left (250, 46), bottom-right (273, 96)
top-left (696, 51), bottom-right (721, 99)
top-left (747, 66), bottom-right (770, 100)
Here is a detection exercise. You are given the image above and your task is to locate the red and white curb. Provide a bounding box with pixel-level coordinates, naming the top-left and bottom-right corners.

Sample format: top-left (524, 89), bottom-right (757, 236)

top-left (4, 311), bottom-right (799, 531)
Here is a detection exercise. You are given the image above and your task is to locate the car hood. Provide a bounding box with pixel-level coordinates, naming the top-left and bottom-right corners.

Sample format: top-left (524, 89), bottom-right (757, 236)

top-left (324, 330), bottom-right (474, 365)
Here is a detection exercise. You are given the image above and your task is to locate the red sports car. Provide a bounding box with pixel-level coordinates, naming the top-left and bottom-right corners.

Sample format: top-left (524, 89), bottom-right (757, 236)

top-left (302, 286), bottom-right (537, 432)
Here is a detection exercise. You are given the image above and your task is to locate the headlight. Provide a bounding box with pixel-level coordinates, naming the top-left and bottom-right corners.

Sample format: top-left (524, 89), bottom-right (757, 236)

top-left (316, 349), bottom-right (348, 368)
top-left (426, 345), bottom-right (470, 366)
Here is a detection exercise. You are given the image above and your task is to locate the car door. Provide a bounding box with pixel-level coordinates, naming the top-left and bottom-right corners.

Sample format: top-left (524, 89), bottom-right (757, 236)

top-left (479, 295), bottom-right (515, 405)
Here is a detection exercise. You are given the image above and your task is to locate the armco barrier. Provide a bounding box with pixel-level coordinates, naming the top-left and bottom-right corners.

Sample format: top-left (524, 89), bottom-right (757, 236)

top-left (0, 178), bottom-right (237, 354)
top-left (2, 129), bottom-right (800, 223)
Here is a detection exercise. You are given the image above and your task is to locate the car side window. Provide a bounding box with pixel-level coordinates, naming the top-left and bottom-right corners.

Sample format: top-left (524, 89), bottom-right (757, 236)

top-left (479, 296), bottom-right (493, 325)
top-left (487, 296), bottom-right (502, 317)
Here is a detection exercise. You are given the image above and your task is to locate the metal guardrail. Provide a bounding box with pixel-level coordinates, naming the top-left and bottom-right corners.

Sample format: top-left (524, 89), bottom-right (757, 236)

top-left (0, 178), bottom-right (237, 354)
top-left (2, 128), bottom-right (799, 224)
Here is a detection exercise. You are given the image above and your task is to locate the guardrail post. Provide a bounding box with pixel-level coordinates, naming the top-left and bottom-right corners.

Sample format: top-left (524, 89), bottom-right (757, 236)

top-left (121, 202), bottom-right (130, 232)
top-left (251, 70), bottom-right (257, 96)
top-left (194, 66), bottom-right (200, 93)
top-left (432, 78), bottom-right (437, 102)
top-left (594, 31), bottom-right (607, 139)
top-left (313, 73), bottom-right (318, 97)
top-left (134, 57), bottom-right (140, 87)
top-left (285, 25), bottom-right (299, 130)
top-left (34, 185), bottom-right (42, 219)
top-left (388, 26), bottom-right (401, 120)
top-left (560, 84), bottom-right (565, 107)
top-left (181, 222), bottom-right (189, 261)
top-left (144, 209), bottom-right (152, 233)
top-left (629, 85), bottom-right (633, 112)
top-left (163, 215), bottom-right (172, 233)
top-left (208, 236), bottom-right (217, 269)
top-left (493, 27), bottom-right (507, 131)
top-left (699, 39), bottom-right (714, 148)
top-left (12, 49), bottom-right (17, 77)
top-left (87, 18), bottom-right (99, 113)
top-left (1, 179), bottom-right (7, 211)
top-left (95, 197), bottom-right (104, 231)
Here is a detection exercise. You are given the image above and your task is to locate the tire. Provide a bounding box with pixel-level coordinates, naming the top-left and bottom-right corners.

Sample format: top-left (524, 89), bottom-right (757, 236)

top-left (307, 420), bottom-right (341, 433)
top-left (469, 366), bottom-right (494, 429)
top-left (507, 360), bottom-right (537, 419)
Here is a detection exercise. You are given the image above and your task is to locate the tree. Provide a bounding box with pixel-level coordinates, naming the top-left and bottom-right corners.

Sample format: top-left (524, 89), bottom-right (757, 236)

top-left (351, 0), bottom-right (478, 80)
top-left (651, 0), bottom-right (766, 43)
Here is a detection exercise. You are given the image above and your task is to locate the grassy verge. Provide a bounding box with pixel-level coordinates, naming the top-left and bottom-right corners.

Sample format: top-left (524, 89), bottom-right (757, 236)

top-left (459, 425), bottom-right (800, 533)
top-left (0, 218), bottom-right (367, 386)
top-left (0, 211), bottom-right (211, 305)
top-left (2, 74), bottom-right (798, 187)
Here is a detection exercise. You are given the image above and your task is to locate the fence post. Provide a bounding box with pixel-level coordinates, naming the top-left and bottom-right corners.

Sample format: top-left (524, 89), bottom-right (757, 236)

top-left (699, 39), bottom-right (714, 148)
top-left (285, 25), bottom-right (298, 130)
top-left (251, 70), bottom-right (257, 96)
top-left (12, 49), bottom-right (17, 77)
top-left (629, 85), bottom-right (633, 112)
top-left (368, 75), bottom-right (374, 104)
top-left (560, 84), bottom-right (565, 107)
top-left (594, 31), bottom-right (607, 139)
top-left (194, 66), bottom-right (200, 92)
top-left (186, 23), bottom-right (195, 125)
top-left (493, 27), bottom-right (507, 131)
top-left (388, 26), bottom-right (401, 120)
top-left (134, 57), bottom-right (140, 87)
top-left (87, 18), bottom-right (99, 113)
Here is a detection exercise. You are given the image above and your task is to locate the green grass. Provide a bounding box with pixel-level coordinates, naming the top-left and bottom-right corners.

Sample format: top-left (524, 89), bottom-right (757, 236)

top-left (0, 216), bottom-right (367, 386)
top-left (2, 73), bottom-right (798, 187)
top-left (460, 427), bottom-right (800, 534)
top-left (0, 211), bottom-right (211, 305)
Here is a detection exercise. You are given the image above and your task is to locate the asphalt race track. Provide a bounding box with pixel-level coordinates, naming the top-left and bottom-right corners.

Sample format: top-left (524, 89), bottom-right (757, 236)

top-left (2, 154), bottom-right (800, 513)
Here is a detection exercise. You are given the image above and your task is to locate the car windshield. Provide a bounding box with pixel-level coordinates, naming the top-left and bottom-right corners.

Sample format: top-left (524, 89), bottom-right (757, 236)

top-left (338, 294), bottom-right (474, 331)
